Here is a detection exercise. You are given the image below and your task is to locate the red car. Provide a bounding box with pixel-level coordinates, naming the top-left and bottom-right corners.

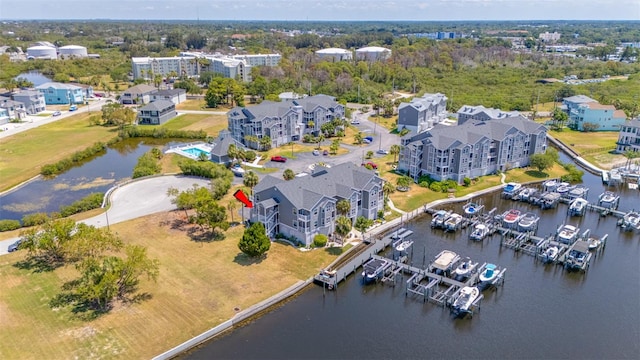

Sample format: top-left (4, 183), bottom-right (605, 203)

top-left (271, 156), bottom-right (287, 163)
top-left (362, 162), bottom-right (378, 169)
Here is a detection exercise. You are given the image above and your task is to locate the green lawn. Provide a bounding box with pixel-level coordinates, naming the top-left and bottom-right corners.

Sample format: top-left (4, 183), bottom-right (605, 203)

top-left (549, 128), bottom-right (624, 169)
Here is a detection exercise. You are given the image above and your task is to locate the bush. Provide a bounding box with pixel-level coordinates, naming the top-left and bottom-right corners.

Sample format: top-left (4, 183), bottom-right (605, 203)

top-left (463, 177), bottom-right (471, 186)
top-left (41, 142), bottom-right (107, 176)
top-left (121, 127), bottom-right (207, 139)
top-left (313, 234), bottom-right (328, 248)
top-left (419, 181), bottom-right (429, 188)
top-left (244, 151), bottom-right (256, 162)
top-left (132, 151), bottom-right (161, 179)
top-left (59, 193), bottom-right (104, 217)
top-left (21, 212), bottom-right (49, 227)
top-left (0, 219), bottom-right (21, 232)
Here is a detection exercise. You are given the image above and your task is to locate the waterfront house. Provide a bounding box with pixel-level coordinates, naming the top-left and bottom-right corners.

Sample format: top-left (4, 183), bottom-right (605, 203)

top-left (35, 82), bottom-right (85, 105)
top-left (251, 162), bottom-right (384, 246)
top-left (209, 130), bottom-right (246, 164)
top-left (456, 105), bottom-right (520, 125)
top-left (0, 97), bottom-right (27, 120)
top-left (563, 95), bottom-right (626, 131)
top-left (150, 88), bottom-right (187, 105)
top-left (398, 116), bottom-right (547, 183)
top-left (136, 100), bottom-right (177, 125)
top-left (227, 94), bottom-right (345, 150)
top-left (616, 118), bottom-right (640, 153)
top-left (120, 84), bottom-right (157, 105)
top-left (397, 93), bottom-right (448, 134)
top-left (12, 90), bottom-right (46, 114)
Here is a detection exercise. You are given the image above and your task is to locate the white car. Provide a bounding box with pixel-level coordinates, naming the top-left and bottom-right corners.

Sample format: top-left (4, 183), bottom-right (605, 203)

top-left (377, 149), bottom-right (389, 155)
top-left (312, 149), bottom-right (320, 156)
top-left (350, 120), bottom-right (360, 125)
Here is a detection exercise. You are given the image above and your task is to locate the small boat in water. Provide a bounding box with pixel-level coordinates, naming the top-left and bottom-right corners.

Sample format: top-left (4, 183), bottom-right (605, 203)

top-left (555, 182), bottom-right (573, 195)
top-left (463, 202), bottom-right (483, 217)
top-left (395, 240), bottom-right (412, 252)
top-left (430, 250), bottom-right (460, 276)
top-left (469, 223), bottom-right (491, 241)
top-left (502, 182), bottom-right (522, 199)
top-left (514, 187), bottom-right (536, 202)
top-left (565, 241), bottom-right (591, 271)
top-left (451, 286), bottom-right (480, 316)
top-left (541, 192), bottom-right (562, 209)
top-left (598, 191), bottom-right (619, 209)
top-left (431, 210), bottom-right (450, 229)
top-left (567, 185), bottom-right (589, 200)
top-left (444, 213), bottom-right (464, 232)
top-left (501, 209), bottom-right (522, 227)
top-left (543, 178), bottom-right (559, 192)
top-left (362, 258), bottom-right (389, 284)
top-left (478, 263), bottom-right (500, 287)
top-left (556, 224), bottom-right (580, 244)
top-left (621, 211), bottom-right (640, 232)
top-left (453, 258), bottom-right (478, 281)
top-left (568, 197), bottom-right (589, 216)
top-left (517, 212), bottom-right (539, 232)
top-left (541, 245), bottom-right (559, 263)
top-left (587, 237), bottom-right (601, 251)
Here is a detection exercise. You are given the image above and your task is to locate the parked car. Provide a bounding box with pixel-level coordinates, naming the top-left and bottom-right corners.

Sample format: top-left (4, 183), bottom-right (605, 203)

top-left (350, 120), bottom-right (360, 125)
top-left (364, 136), bottom-right (374, 142)
top-left (312, 149), bottom-right (320, 156)
top-left (377, 149), bottom-right (389, 155)
top-left (362, 162), bottom-right (378, 169)
top-left (323, 150), bottom-right (329, 156)
top-left (270, 156), bottom-right (287, 163)
top-left (52, 111), bottom-right (61, 116)
top-left (362, 139), bottom-right (371, 144)
top-left (69, 105), bottom-right (77, 111)
top-left (8, 240), bottom-right (22, 252)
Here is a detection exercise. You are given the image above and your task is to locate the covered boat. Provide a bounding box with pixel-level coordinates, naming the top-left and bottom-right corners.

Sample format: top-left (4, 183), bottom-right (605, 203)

top-left (361, 258), bottom-right (389, 284)
top-left (567, 185), bottom-right (589, 200)
top-left (469, 223), bottom-right (491, 241)
top-left (556, 224), bottom-right (580, 244)
top-left (431, 210), bottom-right (450, 229)
top-left (430, 250), bottom-right (460, 276)
top-left (502, 182), bottom-right (522, 199)
top-left (598, 191), bottom-right (619, 209)
top-left (463, 202), bottom-right (483, 217)
top-left (444, 213), bottom-right (463, 232)
top-left (501, 209), bottom-right (522, 227)
top-left (541, 245), bottom-right (559, 263)
top-left (517, 212), bottom-right (539, 232)
top-left (451, 286), bottom-right (480, 316)
top-left (542, 178), bottom-right (559, 192)
top-left (564, 240), bottom-right (591, 271)
top-left (568, 197), bottom-right (589, 216)
top-left (478, 263), bottom-right (500, 286)
top-left (621, 211), bottom-right (640, 232)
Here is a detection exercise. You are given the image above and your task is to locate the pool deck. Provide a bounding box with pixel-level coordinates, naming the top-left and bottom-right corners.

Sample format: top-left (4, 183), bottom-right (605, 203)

top-left (165, 142), bottom-right (213, 160)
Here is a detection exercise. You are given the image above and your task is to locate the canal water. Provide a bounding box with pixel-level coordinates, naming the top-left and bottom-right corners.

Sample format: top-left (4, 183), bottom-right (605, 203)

top-left (14, 71), bottom-right (52, 87)
top-left (186, 162), bottom-right (640, 359)
top-left (0, 139), bottom-right (165, 221)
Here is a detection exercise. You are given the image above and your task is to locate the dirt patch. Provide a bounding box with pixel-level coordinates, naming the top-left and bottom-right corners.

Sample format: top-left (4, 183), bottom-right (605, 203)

top-left (63, 326), bottom-right (98, 339)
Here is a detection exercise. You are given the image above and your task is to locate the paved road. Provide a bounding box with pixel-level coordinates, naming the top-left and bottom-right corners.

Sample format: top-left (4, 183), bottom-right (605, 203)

top-left (0, 175), bottom-right (211, 255)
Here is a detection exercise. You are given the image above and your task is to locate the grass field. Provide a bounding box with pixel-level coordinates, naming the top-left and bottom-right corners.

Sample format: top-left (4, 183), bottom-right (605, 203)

top-left (0, 113), bottom-right (118, 192)
top-left (548, 128), bottom-right (624, 169)
top-left (0, 208), bottom-right (343, 359)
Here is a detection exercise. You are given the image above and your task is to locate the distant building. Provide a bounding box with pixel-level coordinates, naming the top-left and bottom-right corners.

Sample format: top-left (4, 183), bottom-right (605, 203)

top-left (35, 82), bottom-right (84, 105)
top-left (397, 93), bottom-right (448, 134)
top-left (0, 97), bottom-right (27, 120)
top-left (563, 95), bottom-right (626, 131)
top-left (136, 100), bottom-right (177, 125)
top-left (251, 163), bottom-right (384, 246)
top-left (315, 48), bottom-right (353, 62)
top-left (616, 119), bottom-right (640, 153)
top-left (26, 45), bottom-right (57, 60)
top-left (398, 117), bottom-right (547, 183)
top-left (227, 94), bottom-right (345, 150)
top-left (539, 31), bottom-right (561, 43)
top-left (58, 45), bottom-right (88, 59)
top-left (12, 90), bottom-right (46, 114)
top-left (355, 46), bottom-right (391, 61)
top-left (150, 88), bottom-right (187, 105)
top-left (120, 84), bottom-right (157, 105)
top-left (456, 105), bottom-right (521, 125)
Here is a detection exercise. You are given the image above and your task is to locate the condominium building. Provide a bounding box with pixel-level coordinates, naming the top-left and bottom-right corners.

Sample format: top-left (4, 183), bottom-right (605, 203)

top-left (563, 95), bottom-right (626, 131)
top-left (397, 93), bottom-right (448, 134)
top-left (456, 105), bottom-right (521, 125)
top-left (11, 90), bottom-right (46, 114)
top-left (616, 119), bottom-right (640, 153)
top-left (227, 94), bottom-right (345, 150)
top-left (251, 163), bottom-right (384, 246)
top-left (398, 116), bottom-right (547, 183)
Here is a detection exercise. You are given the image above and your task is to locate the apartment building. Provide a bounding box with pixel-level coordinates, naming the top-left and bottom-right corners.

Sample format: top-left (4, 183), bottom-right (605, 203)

top-left (456, 105), bottom-right (521, 125)
top-left (11, 90), bottom-right (46, 114)
top-left (616, 119), bottom-right (640, 153)
top-left (397, 93), bottom-right (448, 134)
top-left (563, 95), bottom-right (626, 131)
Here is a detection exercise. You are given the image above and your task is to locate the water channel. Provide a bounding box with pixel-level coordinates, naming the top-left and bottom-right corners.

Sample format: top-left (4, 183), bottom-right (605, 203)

top-left (14, 71), bottom-right (52, 87)
top-left (186, 154), bottom-right (640, 359)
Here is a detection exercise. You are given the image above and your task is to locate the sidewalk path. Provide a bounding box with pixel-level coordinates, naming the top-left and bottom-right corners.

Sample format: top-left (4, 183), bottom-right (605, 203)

top-left (387, 199), bottom-right (407, 215)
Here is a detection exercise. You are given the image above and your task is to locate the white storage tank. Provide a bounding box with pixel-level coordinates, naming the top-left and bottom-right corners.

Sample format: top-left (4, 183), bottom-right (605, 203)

top-left (355, 46), bottom-right (391, 61)
top-left (26, 45), bottom-right (57, 60)
top-left (315, 48), bottom-right (353, 62)
top-left (59, 45), bottom-right (88, 59)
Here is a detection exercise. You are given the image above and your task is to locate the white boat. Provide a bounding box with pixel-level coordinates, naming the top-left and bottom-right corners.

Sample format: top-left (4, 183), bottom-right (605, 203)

top-left (444, 213), bottom-right (463, 232)
top-left (453, 258), bottom-right (478, 281)
top-left (395, 240), bottom-right (412, 252)
top-left (515, 187), bottom-right (536, 202)
top-left (469, 223), bottom-right (491, 241)
top-left (621, 211), bottom-right (640, 232)
top-left (361, 258), bottom-right (389, 284)
top-left (543, 178), bottom-right (559, 192)
top-left (430, 250), bottom-right (460, 275)
top-left (541, 245), bottom-right (559, 263)
top-left (501, 209), bottom-right (522, 227)
top-left (555, 182), bottom-right (573, 195)
top-left (565, 241), bottom-right (591, 271)
top-left (557, 224), bottom-right (580, 244)
top-left (598, 191), bottom-right (619, 209)
top-left (567, 185), bottom-right (589, 200)
top-left (518, 212), bottom-right (539, 232)
top-left (587, 237), bottom-right (601, 251)
top-left (568, 197), bottom-right (589, 216)
top-left (431, 210), bottom-right (450, 229)
top-left (478, 263), bottom-right (499, 286)
top-left (502, 182), bottom-right (522, 198)
top-left (541, 192), bottom-right (561, 209)
top-left (451, 286), bottom-right (480, 316)
top-left (463, 202), bottom-right (483, 217)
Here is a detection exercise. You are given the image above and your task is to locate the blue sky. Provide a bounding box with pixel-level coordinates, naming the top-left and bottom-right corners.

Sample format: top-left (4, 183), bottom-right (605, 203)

top-left (1, 0), bottom-right (638, 21)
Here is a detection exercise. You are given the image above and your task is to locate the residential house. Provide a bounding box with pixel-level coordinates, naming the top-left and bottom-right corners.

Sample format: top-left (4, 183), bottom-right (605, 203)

top-left (456, 105), bottom-right (520, 125)
top-left (616, 118), bottom-right (640, 153)
top-left (0, 97), bottom-right (27, 120)
top-left (150, 88), bottom-right (187, 105)
top-left (69, 83), bottom-right (94, 100)
top-left (35, 82), bottom-right (85, 105)
top-left (398, 116), bottom-right (547, 183)
top-left (227, 94), bottom-right (345, 150)
top-left (563, 95), bottom-right (626, 131)
top-left (209, 130), bottom-right (246, 164)
top-left (136, 100), bottom-right (177, 125)
top-left (251, 163), bottom-right (385, 246)
top-left (0, 108), bottom-right (9, 126)
top-left (12, 90), bottom-right (46, 114)
top-left (120, 84), bottom-right (157, 105)
top-left (397, 93), bottom-right (448, 134)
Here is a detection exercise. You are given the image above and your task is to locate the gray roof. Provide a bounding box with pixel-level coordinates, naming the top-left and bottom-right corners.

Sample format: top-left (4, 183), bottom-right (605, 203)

top-left (229, 94), bottom-right (339, 121)
top-left (125, 84), bottom-right (157, 95)
top-left (456, 105), bottom-right (520, 119)
top-left (563, 95), bottom-right (596, 104)
top-left (12, 90), bottom-right (41, 97)
top-left (154, 88), bottom-right (186, 96)
top-left (255, 162), bottom-right (381, 209)
top-left (35, 82), bottom-right (82, 90)
top-left (0, 97), bottom-right (24, 108)
top-left (139, 99), bottom-right (174, 111)
top-left (210, 133), bottom-right (244, 157)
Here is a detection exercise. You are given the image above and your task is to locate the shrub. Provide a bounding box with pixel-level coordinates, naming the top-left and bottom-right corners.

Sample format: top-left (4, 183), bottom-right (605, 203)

top-left (244, 151), bottom-right (256, 162)
top-left (313, 234), bottom-right (328, 248)
top-left (21, 212), bottom-right (49, 227)
top-left (59, 193), bottom-right (104, 217)
top-left (463, 177), bottom-right (471, 187)
top-left (0, 219), bottom-right (21, 232)
top-left (419, 181), bottom-right (429, 188)
top-left (132, 151), bottom-right (161, 179)
top-left (41, 142), bottom-right (107, 176)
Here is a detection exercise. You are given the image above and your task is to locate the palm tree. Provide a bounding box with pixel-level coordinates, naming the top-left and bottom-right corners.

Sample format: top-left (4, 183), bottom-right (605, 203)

top-left (624, 150), bottom-right (640, 169)
top-left (283, 169), bottom-right (295, 180)
top-left (227, 201), bottom-right (237, 223)
top-left (227, 144), bottom-right (238, 164)
top-left (336, 199), bottom-right (351, 217)
top-left (335, 216), bottom-right (352, 243)
top-left (243, 171), bottom-right (259, 195)
top-left (397, 176), bottom-right (412, 190)
top-left (383, 181), bottom-right (396, 202)
top-left (390, 144), bottom-right (401, 164)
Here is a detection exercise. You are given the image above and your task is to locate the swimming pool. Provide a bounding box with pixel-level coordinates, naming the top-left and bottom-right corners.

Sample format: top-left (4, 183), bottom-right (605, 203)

top-left (182, 147), bottom-right (211, 158)
top-left (165, 143), bottom-right (213, 160)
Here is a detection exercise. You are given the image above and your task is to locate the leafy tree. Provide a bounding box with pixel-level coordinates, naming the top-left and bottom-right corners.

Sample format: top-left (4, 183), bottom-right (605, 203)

top-left (185, 33), bottom-right (207, 49)
top-left (335, 216), bottom-right (352, 241)
top-left (551, 108), bottom-right (569, 131)
top-left (396, 176), bottom-right (412, 189)
top-left (165, 31), bottom-right (183, 49)
top-left (227, 201), bottom-right (238, 223)
top-left (283, 168), bottom-right (295, 180)
top-left (354, 216), bottom-right (373, 237)
top-left (624, 150), bottom-right (640, 169)
top-left (20, 217), bottom-right (77, 264)
top-left (330, 139), bottom-right (340, 154)
top-left (529, 153), bottom-right (554, 172)
top-left (582, 122), bottom-right (600, 132)
top-left (193, 198), bottom-right (229, 235)
top-left (336, 199), bottom-right (351, 216)
top-left (238, 222), bottom-right (271, 257)
top-left (354, 132), bottom-right (363, 145)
